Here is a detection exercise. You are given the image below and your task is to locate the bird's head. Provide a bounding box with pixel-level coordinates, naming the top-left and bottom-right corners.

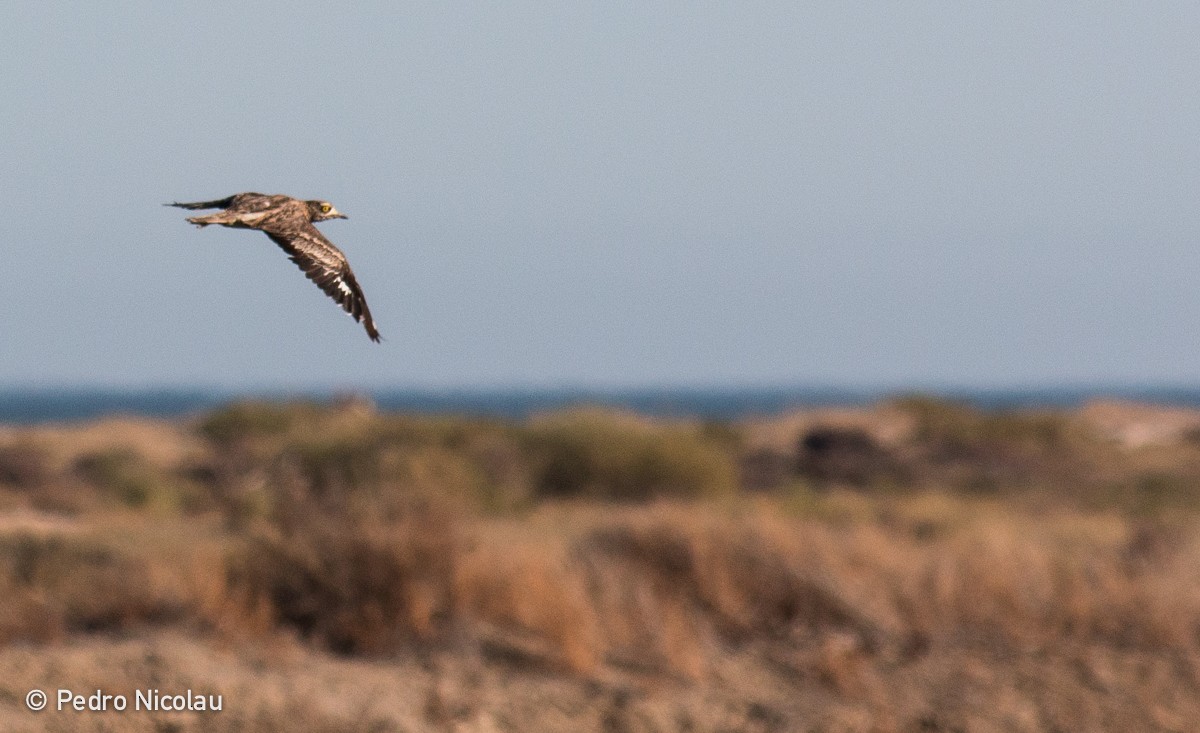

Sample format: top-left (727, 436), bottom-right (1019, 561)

top-left (306, 200), bottom-right (348, 222)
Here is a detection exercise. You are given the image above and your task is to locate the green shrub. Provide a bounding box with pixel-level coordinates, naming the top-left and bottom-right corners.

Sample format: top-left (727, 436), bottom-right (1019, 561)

top-left (525, 409), bottom-right (736, 501)
top-left (196, 401), bottom-right (315, 445)
top-left (895, 396), bottom-right (1071, 456)
top-left (73, 449), bottom-right (191, 511)
top-left (891, 395), bottom-right (1082, 491)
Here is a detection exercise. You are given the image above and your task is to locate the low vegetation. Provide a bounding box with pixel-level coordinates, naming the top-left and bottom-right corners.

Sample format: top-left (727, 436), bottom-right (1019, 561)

top-left (3, 396), bottom-right (1200, 731)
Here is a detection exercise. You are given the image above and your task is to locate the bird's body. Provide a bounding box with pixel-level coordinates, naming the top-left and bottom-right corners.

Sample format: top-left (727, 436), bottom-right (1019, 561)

top-left (168, 193), bottom-right (381, 342)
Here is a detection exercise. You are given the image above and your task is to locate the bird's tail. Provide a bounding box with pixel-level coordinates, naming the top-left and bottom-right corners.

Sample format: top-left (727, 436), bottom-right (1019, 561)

top-left (165, 196), bottom-right (236, 210)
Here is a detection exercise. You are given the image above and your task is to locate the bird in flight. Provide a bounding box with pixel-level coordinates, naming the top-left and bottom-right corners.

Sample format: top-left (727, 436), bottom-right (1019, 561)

top-left (167, 192), bottom-right (381, 342)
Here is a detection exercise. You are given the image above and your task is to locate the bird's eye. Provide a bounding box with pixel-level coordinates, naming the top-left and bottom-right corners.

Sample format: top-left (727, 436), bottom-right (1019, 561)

top-left (320, 203), bottom-right (332, 214)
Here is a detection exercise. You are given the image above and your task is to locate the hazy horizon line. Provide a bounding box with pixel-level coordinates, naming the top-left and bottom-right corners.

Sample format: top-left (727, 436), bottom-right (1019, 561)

top-left (4, 383), bottom-right (1200, 426)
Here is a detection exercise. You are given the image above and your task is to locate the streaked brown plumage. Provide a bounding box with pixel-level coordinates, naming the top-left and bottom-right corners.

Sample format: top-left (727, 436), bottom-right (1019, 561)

top-left (167, 192), bottom-right (381, 342)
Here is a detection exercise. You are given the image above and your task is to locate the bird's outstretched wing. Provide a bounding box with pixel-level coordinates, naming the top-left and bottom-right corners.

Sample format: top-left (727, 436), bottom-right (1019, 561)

top-left (263, 223), bottom-right (382, 342)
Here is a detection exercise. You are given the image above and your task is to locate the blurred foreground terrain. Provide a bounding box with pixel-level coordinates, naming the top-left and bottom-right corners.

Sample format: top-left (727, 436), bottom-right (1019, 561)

top-left (3, 397), bottom-right (1200, 732)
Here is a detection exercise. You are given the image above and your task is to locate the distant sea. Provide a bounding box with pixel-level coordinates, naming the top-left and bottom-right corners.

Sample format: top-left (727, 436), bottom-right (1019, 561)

top-left (3, 386), bottom-right (1200, 424)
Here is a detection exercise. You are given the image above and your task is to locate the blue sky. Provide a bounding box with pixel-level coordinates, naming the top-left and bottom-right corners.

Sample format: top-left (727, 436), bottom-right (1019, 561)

top-left (3, 3), bottom-right (1200, 389)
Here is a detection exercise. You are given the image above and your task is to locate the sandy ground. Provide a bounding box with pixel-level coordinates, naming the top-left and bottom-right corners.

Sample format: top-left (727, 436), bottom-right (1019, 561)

top-left (2, 628), bottom-right (1199, 733)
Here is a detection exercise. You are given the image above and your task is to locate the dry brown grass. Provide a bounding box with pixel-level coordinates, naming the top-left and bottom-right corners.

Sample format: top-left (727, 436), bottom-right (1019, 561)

top-left (222, 508), bottom-right (461, 655)
top-left (6, 497), bottom-right (1200, 731)
top-left (0, 522), bottom-right (194, 644)
top-left (6, 398), bottom-right (1200, 731)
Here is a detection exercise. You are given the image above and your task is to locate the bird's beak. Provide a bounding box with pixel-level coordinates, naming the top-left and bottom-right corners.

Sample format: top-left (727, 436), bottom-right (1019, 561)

top-left (335, 213), bottom-right (348, 219)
